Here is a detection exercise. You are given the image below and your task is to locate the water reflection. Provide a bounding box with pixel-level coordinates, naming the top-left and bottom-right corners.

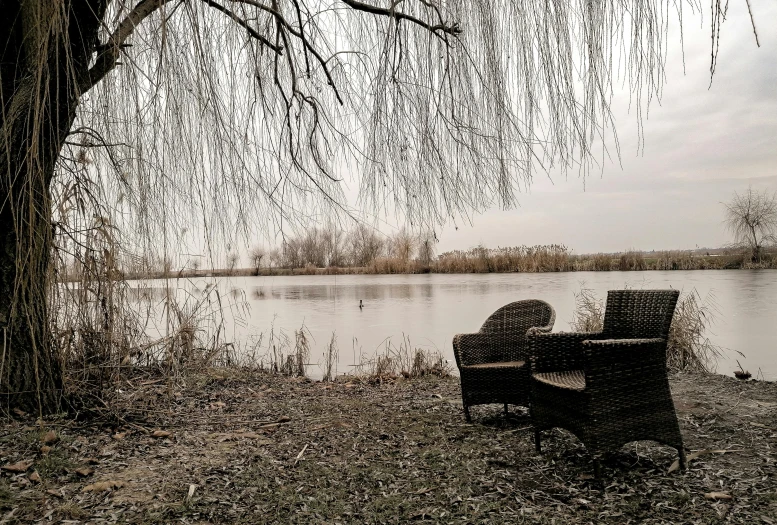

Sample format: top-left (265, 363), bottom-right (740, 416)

top-left (136, 271), bottom-right (777, 381)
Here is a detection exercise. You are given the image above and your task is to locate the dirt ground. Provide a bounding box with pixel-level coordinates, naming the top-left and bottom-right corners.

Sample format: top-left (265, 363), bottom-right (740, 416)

top-left (1, 371), bottom-right (776, 524)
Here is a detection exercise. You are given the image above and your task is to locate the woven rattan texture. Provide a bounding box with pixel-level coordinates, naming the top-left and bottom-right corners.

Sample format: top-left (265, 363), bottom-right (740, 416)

top-left (453, 300), bottom-right (555, 422)
top-left (529, 290), bottom-right (686, 471)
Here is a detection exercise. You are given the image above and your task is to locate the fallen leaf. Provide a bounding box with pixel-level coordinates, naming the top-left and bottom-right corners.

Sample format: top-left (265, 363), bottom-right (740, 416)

top-left (667, 449), bottom-right (734, 473)
top-left (705, 492), bottom-right (733, 500)
top-left (209, 401), bottom-right (226, 409)
top-left (46, 489), bottom-right (63, 498)
top-left (2, 461), bottom-right (31, 473)
top-left (28, 471), bottom-right (41, 483)
top-left (12, 408), bottom-right (27, 418)
top-left (112, 432), bottom-right (126, 441)
top-left (310, 421), bottom-right (352, 431)
top-left (213, 432), bottom-right (269, 442)
top-left (294, 443), bottom-right (308, 464)
top-left (82, 480), bottom-right (125, 492)
top-left (187, 484), bottom-right (197, 501)
top-left (41, 430), bottom-right (59, 445)
top-left (151, 430), bottom-right (172, 438)
top-left (75, 467), bottom-right (94, 477)
top-left (40, 445), bottom-right (52, 455)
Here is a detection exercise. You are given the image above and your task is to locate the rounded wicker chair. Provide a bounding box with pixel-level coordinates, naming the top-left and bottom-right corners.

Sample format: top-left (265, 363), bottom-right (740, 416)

top-left (528, 289), bottom-right (686, 475)
top-left (453, 299), bottom-right (556, 422)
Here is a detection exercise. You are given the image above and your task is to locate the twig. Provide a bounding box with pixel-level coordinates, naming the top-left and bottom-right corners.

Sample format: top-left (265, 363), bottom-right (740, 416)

top-left (294, 443), bottom-right (308, 464)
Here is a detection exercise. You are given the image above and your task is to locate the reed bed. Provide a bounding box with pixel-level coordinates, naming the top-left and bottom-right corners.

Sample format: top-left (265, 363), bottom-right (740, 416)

top-left (118, 247), bottom-right (776, 281)
top-left (349, 336), bottom-right (452, 381)
top-left (570, 286), bottom-right (723, 373)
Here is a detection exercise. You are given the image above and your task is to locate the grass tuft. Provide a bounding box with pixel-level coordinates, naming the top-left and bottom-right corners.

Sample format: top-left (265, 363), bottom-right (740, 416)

top-left (571, 286), bottom-right (722, 373)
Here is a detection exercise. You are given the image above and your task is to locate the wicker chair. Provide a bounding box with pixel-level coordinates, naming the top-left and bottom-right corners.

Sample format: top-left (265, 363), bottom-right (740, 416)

top-left (453, 300), bottom-right (555, 422)
top-left (529, 289), bottom-right (686, 474)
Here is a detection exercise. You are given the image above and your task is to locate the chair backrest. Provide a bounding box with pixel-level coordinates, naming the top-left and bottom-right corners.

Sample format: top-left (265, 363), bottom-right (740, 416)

top-left (480, 299), bottom-right (555, 335)
top-left (601, 289), bottom-right (680, 339)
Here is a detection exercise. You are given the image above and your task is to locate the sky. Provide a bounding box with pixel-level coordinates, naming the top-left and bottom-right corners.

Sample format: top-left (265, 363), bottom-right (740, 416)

top-left (128, 0), bottom-right (776, 266)
top-left (422, 1), bottom-right (777, 255)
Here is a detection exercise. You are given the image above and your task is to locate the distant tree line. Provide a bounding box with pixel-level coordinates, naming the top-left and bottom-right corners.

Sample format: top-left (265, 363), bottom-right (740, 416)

top-left (257, 225), bottom-right (436, 270)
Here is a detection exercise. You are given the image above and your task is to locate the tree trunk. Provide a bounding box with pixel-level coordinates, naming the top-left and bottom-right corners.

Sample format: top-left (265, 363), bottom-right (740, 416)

top-left (0, 0), bottom-right (106, 414)
top-left (0, 176), bottom-right (62, 414)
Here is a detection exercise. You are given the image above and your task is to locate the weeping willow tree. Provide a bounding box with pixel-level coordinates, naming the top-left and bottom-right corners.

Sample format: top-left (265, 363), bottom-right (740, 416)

top-left (0, 0), bottom-right (755, 413)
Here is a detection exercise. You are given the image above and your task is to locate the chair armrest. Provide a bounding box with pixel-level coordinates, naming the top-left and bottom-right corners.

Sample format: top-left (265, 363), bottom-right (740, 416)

top-left (582, 338), bottom-right (667, 391)
top-left (526, 323), bottom-right (554, 336)
top-left (529, 331), bottom-right (603, 373)
top-left (453, 331), bottom-right (530, 367)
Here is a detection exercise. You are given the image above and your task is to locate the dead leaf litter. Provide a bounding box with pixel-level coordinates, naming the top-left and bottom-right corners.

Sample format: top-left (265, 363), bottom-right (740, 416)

top-left (1, 372), bottom-right (776, 523)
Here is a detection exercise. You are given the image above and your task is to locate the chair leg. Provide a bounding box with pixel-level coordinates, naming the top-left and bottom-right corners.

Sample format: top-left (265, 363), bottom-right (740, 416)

top-left (534, 429), bottom-right (542, 453)
top-left (463, 404), bottom-right (472, 423)
top-left (678, 447), bottom-right (687, 470)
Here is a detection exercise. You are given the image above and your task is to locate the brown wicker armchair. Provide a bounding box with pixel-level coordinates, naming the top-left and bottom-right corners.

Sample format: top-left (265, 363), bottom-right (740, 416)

top-left (529, 289), bottom-right (686, 474)
top-left (453, 300), bottom-right (555, 422)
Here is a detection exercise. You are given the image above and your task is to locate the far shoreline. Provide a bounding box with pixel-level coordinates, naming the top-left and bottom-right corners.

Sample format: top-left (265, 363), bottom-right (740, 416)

top-left (92, 248), bottom-right (776, 283)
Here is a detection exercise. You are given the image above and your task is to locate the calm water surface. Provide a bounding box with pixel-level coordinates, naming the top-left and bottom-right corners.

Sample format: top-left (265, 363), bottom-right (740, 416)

top-left (139, 270), bottom-right (777, 380)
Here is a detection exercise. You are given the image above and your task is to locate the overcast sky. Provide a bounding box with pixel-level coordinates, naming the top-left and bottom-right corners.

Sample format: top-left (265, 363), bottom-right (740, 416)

top-left (424, 1), bottom-right (777, 254)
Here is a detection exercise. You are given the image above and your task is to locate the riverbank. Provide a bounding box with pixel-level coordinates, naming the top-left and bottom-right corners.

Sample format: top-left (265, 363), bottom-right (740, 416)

top-left (108, 248), bottom-right (776, 281)
top-left (2, 372), bottom-right (775, 523)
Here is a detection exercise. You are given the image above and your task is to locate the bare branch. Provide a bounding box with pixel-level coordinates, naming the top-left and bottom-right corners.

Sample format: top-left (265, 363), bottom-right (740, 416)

top-left (80, 0), bottom-right (174, 93)
top-left (340, 0), bottom-right (462, 37)
top-left (202, 0), bottom-right (284, 54)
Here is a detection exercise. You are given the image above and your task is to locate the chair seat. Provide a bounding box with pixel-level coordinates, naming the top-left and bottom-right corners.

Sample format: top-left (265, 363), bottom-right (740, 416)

top-left (463, 360), bottom-right (525, 370)
top-left (533, 370), bottom-right (586, 391)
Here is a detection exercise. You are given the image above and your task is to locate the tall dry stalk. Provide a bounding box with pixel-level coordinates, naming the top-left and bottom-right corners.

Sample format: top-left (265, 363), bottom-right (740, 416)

top-left (570, 287), bottom-right (722, 373)
top-left (322, 333), bottom-right (339, 382)
top-left (666, 291), bottom-right (723, 373)
top-left (570, 287), bottom-right (606, 333)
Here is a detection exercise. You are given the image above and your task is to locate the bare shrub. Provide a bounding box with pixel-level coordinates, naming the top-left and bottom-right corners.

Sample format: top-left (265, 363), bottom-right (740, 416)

top-left (571, 287), bottom-right (721, 373)
top-left (249, 247), bottom-right (266, 274)
top-left (570, 287), bottom-right (605, 333)
top-left (724, 188), bottom-right (777, 263)
top-left (226, 253), bottom-right (240, 275)
top-left (666, 291), bottom-right (723, 373)
top-left (348, 224), bottom-right (385, 267)
top-left (352, 336), bottom-right (451, 381)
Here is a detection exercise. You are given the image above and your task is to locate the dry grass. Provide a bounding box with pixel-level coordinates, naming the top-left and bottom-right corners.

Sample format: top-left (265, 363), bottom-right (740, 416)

top-left (571, 287), bottom-right (722, 373)
top-left (666, 291), bottom-right (725, 373)
top-left (2, 373), bottom-right (776, 524)
top-left (322, 334), bottom-right (339, 382)
top-left (350, 336), bottom-right (452, 381)
top-left (570, 287), bottom-right (606, 332)
top-left (118, 246), bottom-right (777, 282)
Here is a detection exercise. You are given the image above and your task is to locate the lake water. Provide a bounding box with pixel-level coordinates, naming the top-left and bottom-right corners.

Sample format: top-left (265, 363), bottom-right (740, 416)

top-left (136, 270), bottom-right (777, 381)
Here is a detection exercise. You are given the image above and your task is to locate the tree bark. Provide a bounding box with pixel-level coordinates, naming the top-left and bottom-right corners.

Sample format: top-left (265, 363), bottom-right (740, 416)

top-left (1, 0), bottom-right (106, 414)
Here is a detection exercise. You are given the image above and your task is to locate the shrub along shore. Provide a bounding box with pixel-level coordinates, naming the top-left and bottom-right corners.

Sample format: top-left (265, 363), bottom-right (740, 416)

top-left (118, 246), bottom-right (776, 281)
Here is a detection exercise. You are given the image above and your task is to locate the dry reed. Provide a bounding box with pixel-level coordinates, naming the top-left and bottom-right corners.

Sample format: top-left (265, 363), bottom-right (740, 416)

top-left (570, 287), bottom-right (722, 373)
top-left (350, 336), bottom-right (452, 380)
